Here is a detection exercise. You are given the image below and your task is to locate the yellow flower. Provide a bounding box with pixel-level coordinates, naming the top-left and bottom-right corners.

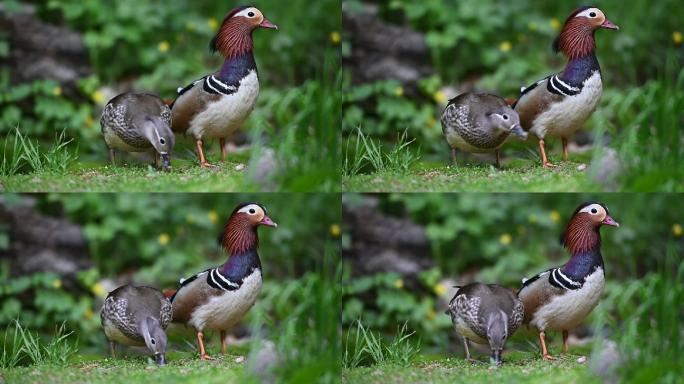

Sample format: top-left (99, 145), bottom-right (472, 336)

top-left (528, 21), bottom-right (538, 31)
top-left (208, 210), bottom-right (219, 225)
top-left (91, 90), bottom-right (105, 104)
top-left (550, 210), bottom-right (561, 223)
top-left (208, 18), bottom-right (219, 31)
top-left (434, 90), bottom-right (447, 104)
top-left (394, 278), bottom-right (404, 289)
top-left (500, 233), bottom-right (512, 246)
top-left (499, 41), bottom-right (512, 53)
top-left (426, 308), bottom-right (436, 321)
top-left (673, 31), bottom-right (683, 45)
top-left (427, 115), bottom-right (436, 128)
top-left (673, 224), bottom-right (683, 237)
top-left (330, 224), bottom-right (341, 237)
top-left (52, 279), bottom-right (62, 289)
top-left (84, 308), bottom-right (94, 320)
top-left (550, 18), bottom-right (561, 31)
top-left (158, 233), bottom-right (170, 246)
top-left (433, 283), bottom-right (446, 296)
top-left (91, 283), bottom-right (105, 297)
top-left (330, 31), bottom-right (341, 45)
top-left (158, 41), bottom-right (170, 53)
top-left (52, 86), bottom-right (62, 96)
top-left (394, 86), bottom-right (404, 97)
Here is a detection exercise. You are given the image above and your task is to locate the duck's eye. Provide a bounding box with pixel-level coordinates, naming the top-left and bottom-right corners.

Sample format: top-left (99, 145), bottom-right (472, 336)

top-left (151, 339), bottom-right (156, 345)
top-left (248, 12), bottom-right (255, 17)
top-left (591, 208), bottom-right (598, 214)
top-left (589, 12), bottom-right (597, 17)
top-left (160, 138), bottom-right (165, 145)
top-left (502, 114), bottom-right (509, 120)
top-left (249, 208), bottom-right (256, 214)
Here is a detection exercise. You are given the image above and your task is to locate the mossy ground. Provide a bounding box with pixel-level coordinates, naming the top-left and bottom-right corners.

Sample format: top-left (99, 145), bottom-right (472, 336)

top-left (343, 350), bottom-right (597, 384)
top-left (0, 150), bottom-right (256, 192)
top-left (343, 153), bottom-right (598, 192)
top-left (0, 345), bottom-right (259, 384)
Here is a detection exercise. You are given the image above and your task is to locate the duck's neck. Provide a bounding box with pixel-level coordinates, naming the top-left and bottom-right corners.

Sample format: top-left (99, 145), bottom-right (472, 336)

top-left (562, 248), bottom-right (604, 281)
top-left (560, 54), bottom-right (601, 86)
top-left (561, 221), bottom-right (604, 280)
top-left (217, 51), bottom-right (257, 83)
top-left (221, 249), bottom-right (261, 281)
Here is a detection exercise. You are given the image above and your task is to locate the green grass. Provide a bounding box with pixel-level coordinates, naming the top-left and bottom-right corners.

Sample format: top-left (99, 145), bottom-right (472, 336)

top-left (0, 149), bottom-right (259, 192)
top-left (0, 350), bottom-right (247, 384)
top-left (343, 351), bottom-right (595, 384)
top-left (343, 155), bottom-right (596, 192)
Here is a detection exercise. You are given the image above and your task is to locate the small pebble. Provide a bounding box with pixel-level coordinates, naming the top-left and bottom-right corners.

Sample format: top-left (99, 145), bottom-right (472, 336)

top-left (235, 356), bottom-right (245, 363)
top-left (577, 356), bottom-right (587, 364)
top-left (577, 164), bottom-right (587, 171)
top-left (235, 163), bottom-right (246, 171)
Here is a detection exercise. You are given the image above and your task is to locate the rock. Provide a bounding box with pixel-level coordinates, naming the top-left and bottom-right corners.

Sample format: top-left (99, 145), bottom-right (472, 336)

top-left (342, 195), bottom-right (433, 283)
top-left (0, 195), bottom-right (91, 279)
top-left (246, 340), bottom-right (279, 384)
top-left (590, 148), bottom-right (621, 191)
top-left (577, 163), bottom-right (587, 171)
top-left (577, 356), bottom-right (587, 363)
top-left (342, 3), bottom-right (435, 94)
top-left (590, 340), bottom-right (621, 384)
top-left (248, 148), bottom-right (278, 191)
top-left (235, 163), bottom-right (246, 171)
top-left (0, 3), bottom-right (91, 88)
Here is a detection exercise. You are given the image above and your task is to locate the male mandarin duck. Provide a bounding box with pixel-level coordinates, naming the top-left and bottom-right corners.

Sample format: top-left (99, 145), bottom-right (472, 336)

top-left (518, 202), bottom-right (619, 360)
top-left (100, 285), bottom-right (173, 365)
top-left (513, 7), bottom-right (619, 167)
top-left (446, 283), bottom-right (524, 365)
top-left (100, 93), bottom-right (174, 170)
top-left (440, 93), bottom-right (527, 168)
top-left (170, 6), bottom-right (277, 168)
top-left (170, 203), bottom-right (277, 360)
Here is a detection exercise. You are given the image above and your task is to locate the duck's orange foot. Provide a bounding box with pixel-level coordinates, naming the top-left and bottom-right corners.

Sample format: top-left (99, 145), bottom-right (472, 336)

top-left (542, 162), bottom-right (556, 168)
top-left (200, 162), bottom-right (217, 168)
top-left (200, 354), bottom-right (216, 361)
top-left (542, 354), bottom-right (557, 361)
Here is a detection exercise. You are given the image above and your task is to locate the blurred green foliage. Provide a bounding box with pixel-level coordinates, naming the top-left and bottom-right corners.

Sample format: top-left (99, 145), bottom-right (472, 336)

top-left (0, 0), bottom-right (341, 190)
top-left (0, 193), bottom-right (341, 352)
top-left (342, 193), bottom-right (684, 350)
top-left (342, 0), bottom-right (684, 190)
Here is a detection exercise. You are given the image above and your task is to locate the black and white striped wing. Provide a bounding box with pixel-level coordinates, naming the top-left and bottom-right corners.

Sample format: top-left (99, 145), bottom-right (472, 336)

top-left (548, 268), bottom-right (583, 290)
top-left (206, 268), bottom-right (240, 291)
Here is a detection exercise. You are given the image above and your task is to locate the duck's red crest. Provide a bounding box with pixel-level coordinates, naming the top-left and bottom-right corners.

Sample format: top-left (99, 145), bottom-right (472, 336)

top-left (562, 214), bottom-right (601, 255)
top-left (553, 6), bottom-right (597, 60)
top-left (220, 214), bottom-right (258, 255)
top-left (210, 6), bottom-right (255, 59)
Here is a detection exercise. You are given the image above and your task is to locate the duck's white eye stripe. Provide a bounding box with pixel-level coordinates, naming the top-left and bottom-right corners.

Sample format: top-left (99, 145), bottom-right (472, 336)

top-left (579, 204), bottom-right (603, 215)
top-left (576, 8), bottom-right (600, 18)
top-left (234, 8), bottom-right (258, 18)
top-left (238, 204), bottom-right (261, 215)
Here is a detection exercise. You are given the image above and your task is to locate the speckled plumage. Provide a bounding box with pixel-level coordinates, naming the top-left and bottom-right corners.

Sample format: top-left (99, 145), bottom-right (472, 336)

top-left (100, 93), bottom-right (172, 151)
top-left (100, 285), bottom-right (172, 345)
top-left (447, 284), bottom-right (524, 343)
top-left (440, 93), bottom-right (526, 167)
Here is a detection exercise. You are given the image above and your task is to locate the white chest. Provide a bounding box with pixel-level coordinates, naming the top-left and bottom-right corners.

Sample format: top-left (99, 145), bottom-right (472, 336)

top-left (454, 316), bottom-right (487, 344)
top-left (531, 72), bottom-right (603, 138)
top-left (445, 130), bottom-right (494, 153)
top-left (103, 127), bottom-right (146, 152)
top-left (188, 70), bottom-right (260, 139)
top-left (531, 267), bottom-right (605, 331)
top-left (189, 269), bottom-right (262, 332)
top-left (103, 321), bottom-right (143, 346)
